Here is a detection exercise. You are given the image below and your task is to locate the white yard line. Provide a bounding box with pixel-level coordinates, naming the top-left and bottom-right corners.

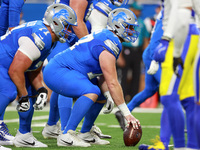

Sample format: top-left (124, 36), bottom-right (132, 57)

top-left (6, 105), bottom-right (164, 113)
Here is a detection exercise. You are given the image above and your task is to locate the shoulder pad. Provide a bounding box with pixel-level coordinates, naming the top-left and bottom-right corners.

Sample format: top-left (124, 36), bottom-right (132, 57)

top-left (104, 39), bottom-right (119, 57)
top-left (94, 2), bottom-right (112, 16)
top-left (32, 33), bottom-right (45, 50)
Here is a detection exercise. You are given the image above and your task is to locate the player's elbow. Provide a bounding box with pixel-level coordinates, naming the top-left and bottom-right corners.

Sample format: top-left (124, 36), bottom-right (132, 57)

top-left (8, 67), bottom-right (18, 79)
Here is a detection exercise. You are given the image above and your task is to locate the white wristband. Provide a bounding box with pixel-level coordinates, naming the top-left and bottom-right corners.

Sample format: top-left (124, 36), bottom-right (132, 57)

top-left (117, 103), bottom-right (131, 117)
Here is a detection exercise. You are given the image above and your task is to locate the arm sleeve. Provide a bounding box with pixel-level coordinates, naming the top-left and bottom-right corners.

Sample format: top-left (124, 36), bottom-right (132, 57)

top-left (162, 0), bottom-right (179, 39)
top-left (163, 0), bottom-right (191, 57)
top-left (173, 8), bottom-right (191, 57)
top-left (192, 0), bottom-right (200, 27)
top-left (18, 36), bottom-right (41, 61)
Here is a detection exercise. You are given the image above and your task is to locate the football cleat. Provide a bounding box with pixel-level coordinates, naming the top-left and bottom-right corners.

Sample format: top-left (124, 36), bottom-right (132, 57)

top-left (42, 122), bottom-right (61, 139)
top-left (13, 130), bottom-right (47, 147)
top-left (115, 110), bottom-right (126, 131)
top-left (91, 125), bottom-right (111, 139)
top-left (139, 136), bottom-right (168, 150)
top-left (78, 131), bottom-right (110, 145)
top-left (57, 130), bottom-right (91, 147)
top-left (0, 122), bottom-right (14, 145)
top-left (0, 145), bottom-right (12, 150)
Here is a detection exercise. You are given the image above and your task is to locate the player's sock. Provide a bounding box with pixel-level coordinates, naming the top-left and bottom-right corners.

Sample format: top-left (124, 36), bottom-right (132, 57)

top-left (47, 91), bottom-right (60, 126)
top-left (161, 93), bottom-right (185, 148)
top-left (160, 107), bottom-right (171, 149)
top-left (63, 96), bottom-right (94, 134)
top-left (127, 88), bottom-right (156, 111)
top-left (0, 94), bottom-right (10, 120)
top-left (81, 102), bottom-right (104, 133)
top-left (18, 97), bottom-right (35, 134)
top-left (58, 95), bottom-right (73, 131)
top-left (194, 103), bottom-right (200, 147)
top-left (181, 97), bottom-right (199, 149)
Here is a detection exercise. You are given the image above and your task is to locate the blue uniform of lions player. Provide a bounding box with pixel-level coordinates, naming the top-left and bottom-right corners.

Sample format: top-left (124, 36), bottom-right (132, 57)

top-left (42, 0), bottom-right (130, 140)
top-left (0, 3), bottom-right (77, 147)
top-left (43, 8), bottom-right (140, 147)
top-left (42, 0), bottom-right (94, 138)
top-left (0, 0), bottom-right (26, 36)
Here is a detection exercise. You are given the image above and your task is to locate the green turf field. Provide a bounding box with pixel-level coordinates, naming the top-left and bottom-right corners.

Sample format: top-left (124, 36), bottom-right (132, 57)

top-left (3, 107), bottom-right (174, 150)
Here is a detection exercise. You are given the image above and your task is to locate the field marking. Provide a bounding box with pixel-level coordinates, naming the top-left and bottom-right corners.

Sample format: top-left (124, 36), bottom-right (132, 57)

top-left (6, 105), bottom-right (164, 113)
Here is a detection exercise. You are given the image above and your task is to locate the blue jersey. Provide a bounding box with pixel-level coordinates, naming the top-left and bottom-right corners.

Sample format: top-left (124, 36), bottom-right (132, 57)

top-left (0, 20), bottom-right (54, 71)
top-left (52, 29), bottom-right (122, 78)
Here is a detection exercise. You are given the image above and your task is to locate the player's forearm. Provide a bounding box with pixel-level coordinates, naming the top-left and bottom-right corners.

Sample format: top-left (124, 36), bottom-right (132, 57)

top-left (27, 66), bottom-right (45, 91)
top-left (173, 8), bottom-right (191, 57)
top-left (8, 70), bottom-right (27, 97)
top-left (107, 81), bottom-right (125, 106)
top-left (72, 22), bottom-right (89, 39)
top-left (192, 0), bottom-right (200, 27)
top-left (162, 0), bottom-right (179, 39)
top-left (163, 0), bottom-right (191, 57)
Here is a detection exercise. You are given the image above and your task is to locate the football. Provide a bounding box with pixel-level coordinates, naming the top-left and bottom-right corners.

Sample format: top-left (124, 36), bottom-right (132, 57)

top-left (123, 123), bottom-right (142, 146)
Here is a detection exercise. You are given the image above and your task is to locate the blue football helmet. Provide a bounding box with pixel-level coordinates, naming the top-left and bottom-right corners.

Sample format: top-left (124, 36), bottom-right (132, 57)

top-left (43, 3), bottom-right (77, 43)
top-left (107, 8), bottom-right (139, 43)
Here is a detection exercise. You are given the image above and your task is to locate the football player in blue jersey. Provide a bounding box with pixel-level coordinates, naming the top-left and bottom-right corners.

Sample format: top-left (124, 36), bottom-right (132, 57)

top-left (42, 0), bottom-right (91, 140)
top-left (0, 3), bottom-right (77, 147)
top-left (43, 8), bottom-right (140, 147)
top-left (115, 8), bottom-right (163, 131)
top-left (0, 0), bottom-right (26, 36)
top-left (42, 0), bottom-right (129, 140)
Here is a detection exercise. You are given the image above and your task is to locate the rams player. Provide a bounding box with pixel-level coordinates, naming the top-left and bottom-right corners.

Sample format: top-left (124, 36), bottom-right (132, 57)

top-left (146, 1), bottom-right (199, 149)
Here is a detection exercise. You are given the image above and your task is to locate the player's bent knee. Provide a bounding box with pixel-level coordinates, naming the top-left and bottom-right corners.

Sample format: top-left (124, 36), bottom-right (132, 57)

top-left (83, 93), bottom-right (99, 102)
top-left (143, 88), bottom-right (157, 97)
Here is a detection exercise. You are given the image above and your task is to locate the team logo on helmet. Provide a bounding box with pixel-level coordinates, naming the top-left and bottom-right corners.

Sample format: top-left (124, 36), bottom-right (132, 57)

top-left (112, 12), bottom-right (127, 22)
top-left (53, 9), bottom-right (69, 19)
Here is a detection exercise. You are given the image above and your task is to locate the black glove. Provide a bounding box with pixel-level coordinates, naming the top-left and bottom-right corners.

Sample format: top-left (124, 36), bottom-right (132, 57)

top-left (16, 95), bottom-right (30, 112)
top-left (34, 87), bottom-right (48, 110)
top-left (173, 57), bottom-right (184, 78)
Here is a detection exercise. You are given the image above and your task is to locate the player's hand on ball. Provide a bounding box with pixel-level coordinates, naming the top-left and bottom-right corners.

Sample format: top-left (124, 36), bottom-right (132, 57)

top-left (123, 120), bottom-right (142, 146)
top-left (125, 114), bottom-right (140, 129)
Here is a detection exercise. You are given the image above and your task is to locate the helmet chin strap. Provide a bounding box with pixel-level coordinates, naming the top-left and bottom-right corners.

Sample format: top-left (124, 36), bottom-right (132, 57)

top-left (59, 37), bottom-right (66, 43)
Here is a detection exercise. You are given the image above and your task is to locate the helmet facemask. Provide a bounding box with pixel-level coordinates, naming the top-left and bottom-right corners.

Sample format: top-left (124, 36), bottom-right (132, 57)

top-left (54, 19), bottom-right (76, 43)
top-left (107, 8), bottom-right (139, 43)
top-left (43, 3), bottom-right (77, 43)
top-left (120, 23), bottom-right (139, 43)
